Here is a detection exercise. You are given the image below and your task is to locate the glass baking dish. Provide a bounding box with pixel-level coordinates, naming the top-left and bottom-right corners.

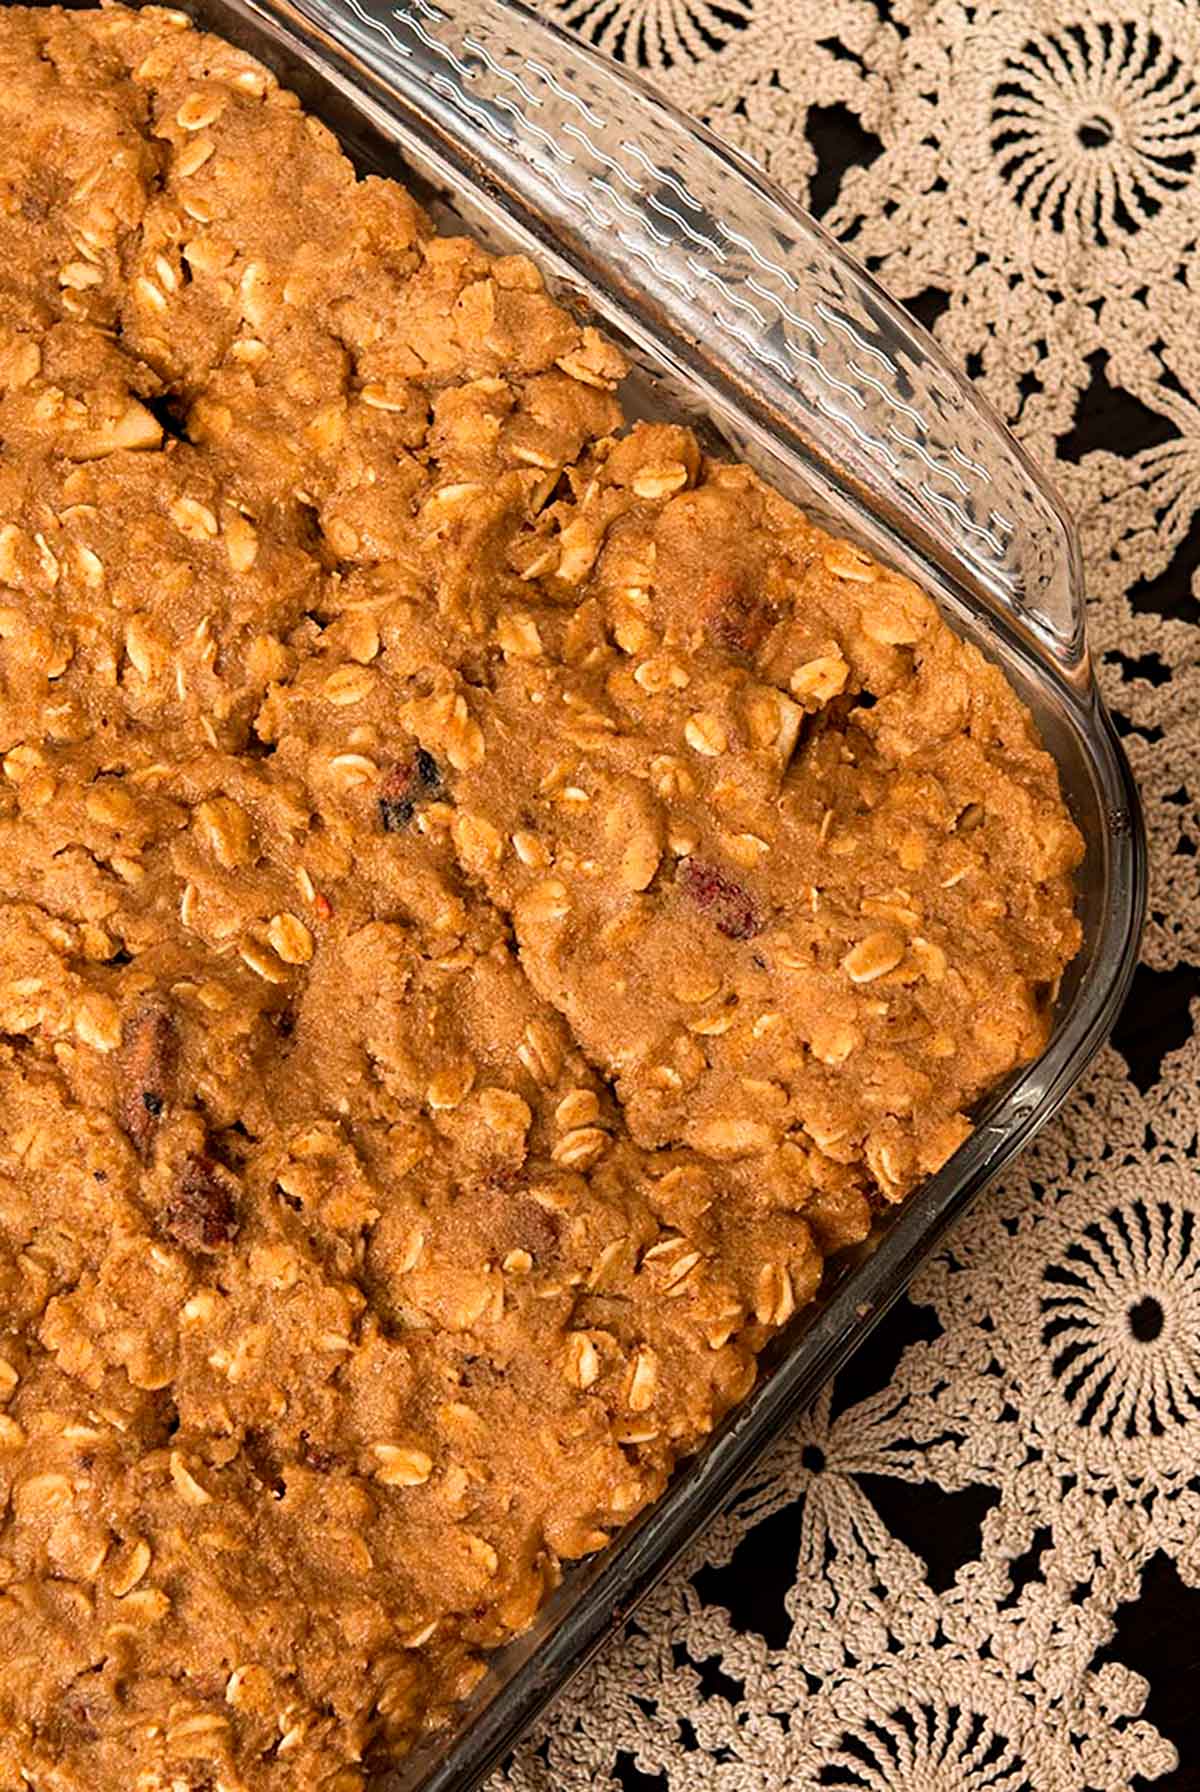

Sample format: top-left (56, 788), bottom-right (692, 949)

top-left (47, 0), bottom-right (1146, 1782)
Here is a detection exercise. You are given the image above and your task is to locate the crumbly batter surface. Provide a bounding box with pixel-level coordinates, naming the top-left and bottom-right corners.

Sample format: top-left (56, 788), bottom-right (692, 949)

top-left (0, 7), bottom-right (1082, 1787)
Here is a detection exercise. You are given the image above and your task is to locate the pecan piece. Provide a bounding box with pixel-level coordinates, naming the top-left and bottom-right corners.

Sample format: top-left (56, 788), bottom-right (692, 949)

top-left (378, 747), bottom-right (442, 832)
top-left (676, 858), bottom-right (761, 941)
top-left (163, 1153), bottom-right (239, 1252)
top-left (118, 998), bottom-right (177, 1155)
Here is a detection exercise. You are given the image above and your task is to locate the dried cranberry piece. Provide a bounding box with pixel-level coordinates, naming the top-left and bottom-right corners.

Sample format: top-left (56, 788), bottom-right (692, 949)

top-left (242, 1427), bottom-right (285, 1499)
top-left (162, 1153), bottom-right (239, 1252)
top-left (298, 1431), bottom-right (336, 1473)
top-left (704, 572), bottom-right (777, 657)
top-left (676, 858), bottom-right (761, 941)
top-left (378, 748), bottom-right (442, 832)
top-left (57, 1681), bottom-right (100, 1741)
top-left (460, 1355), bottom-right (501, 1390)
top-left (118, 998), bottom-right (177, 1155)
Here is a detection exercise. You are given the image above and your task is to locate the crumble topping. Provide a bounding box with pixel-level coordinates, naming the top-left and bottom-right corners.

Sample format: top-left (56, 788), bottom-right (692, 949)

top-left (0, 7), bottom-right (1082, 1788)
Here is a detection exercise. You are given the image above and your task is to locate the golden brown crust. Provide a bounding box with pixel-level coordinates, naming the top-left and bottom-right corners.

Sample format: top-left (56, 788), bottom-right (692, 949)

top-left (0, 7), bottom-right (1082, 1788)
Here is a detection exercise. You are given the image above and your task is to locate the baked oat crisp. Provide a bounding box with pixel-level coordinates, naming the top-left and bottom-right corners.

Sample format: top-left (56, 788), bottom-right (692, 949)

top-left (0, 7), bottom-right (1082, 1787)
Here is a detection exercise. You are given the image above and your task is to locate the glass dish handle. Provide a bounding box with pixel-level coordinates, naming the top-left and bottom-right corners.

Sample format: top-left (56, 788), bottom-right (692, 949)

top-left (266, 0), bottom-right (1089, 678)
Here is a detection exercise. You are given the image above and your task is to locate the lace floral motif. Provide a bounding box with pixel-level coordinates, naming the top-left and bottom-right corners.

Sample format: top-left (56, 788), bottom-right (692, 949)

top-left (985, 14), bottom-right (1200, 248)
top-left (552, 0), bottom-right (754, 65)
top-left (504, 0), bottom-right (1200, 1784)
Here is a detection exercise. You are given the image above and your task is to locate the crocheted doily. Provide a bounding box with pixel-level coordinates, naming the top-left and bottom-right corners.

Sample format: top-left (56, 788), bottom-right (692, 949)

top-left (496, 0), bottom-right (1200, 1785)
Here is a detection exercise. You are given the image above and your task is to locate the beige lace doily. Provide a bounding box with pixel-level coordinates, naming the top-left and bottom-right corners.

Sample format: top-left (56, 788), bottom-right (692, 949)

top-left (492, 0), bottom-right (1200, 1785)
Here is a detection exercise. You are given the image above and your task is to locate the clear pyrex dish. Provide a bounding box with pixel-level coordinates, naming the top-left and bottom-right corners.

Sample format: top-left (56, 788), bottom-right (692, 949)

top-left (53, 0), bottom-right (1147, 1783)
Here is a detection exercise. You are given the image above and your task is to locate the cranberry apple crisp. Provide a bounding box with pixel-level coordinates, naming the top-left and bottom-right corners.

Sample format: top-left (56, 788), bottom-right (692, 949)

top-left (0, 7), bottom-right (1082, 1787)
